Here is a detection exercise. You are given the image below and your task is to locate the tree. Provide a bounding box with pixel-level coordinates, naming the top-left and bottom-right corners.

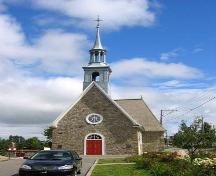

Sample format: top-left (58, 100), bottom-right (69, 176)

top-left (173, 118), bottom-right (216, 162)
top-left (0, 138), bottom-right (9, 155)
top-left (25, 137), bottom-right (43, 150)
top-left (43, 127), bottom-right (53, 148)
top-left (8, 135), bottom-right (25, 149)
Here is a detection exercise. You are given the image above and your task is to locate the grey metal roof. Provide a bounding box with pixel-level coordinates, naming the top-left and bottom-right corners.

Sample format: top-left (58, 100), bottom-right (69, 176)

top-left (115, 99), bottom-right (165, 132)
top-left (91, 23), bottom-right (103, 50)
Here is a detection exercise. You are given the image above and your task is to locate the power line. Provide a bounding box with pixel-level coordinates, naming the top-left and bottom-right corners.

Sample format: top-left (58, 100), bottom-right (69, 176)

top-left (189, 97), bottom-right (215, 111)
top-left (163, 110), bottom-right (178, 117)
top-left (170, 92), bottom-right (215, 113)
top-left (171, 96), bottom-right (216, 119)
top-left (163, 90), bottom-right (216, 117)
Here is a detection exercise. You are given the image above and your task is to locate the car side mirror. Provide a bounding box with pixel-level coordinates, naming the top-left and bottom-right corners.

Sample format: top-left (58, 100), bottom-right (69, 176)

top-left (76, 157), bottom-right (82, 160)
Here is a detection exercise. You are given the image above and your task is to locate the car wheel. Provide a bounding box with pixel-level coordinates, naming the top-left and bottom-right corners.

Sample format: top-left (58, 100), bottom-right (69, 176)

top-left (72, 170), bottom-right (77, 176)
top-left (77, 169), bottom-right (81, 174)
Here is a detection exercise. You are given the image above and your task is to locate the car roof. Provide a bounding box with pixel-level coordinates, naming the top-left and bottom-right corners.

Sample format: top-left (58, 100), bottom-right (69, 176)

top-left (39, 150), bottom-right (73, 152)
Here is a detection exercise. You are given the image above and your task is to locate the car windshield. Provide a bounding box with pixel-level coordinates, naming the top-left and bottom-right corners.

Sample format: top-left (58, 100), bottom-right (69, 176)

top-left (31, 151), bottom-right (72, 160)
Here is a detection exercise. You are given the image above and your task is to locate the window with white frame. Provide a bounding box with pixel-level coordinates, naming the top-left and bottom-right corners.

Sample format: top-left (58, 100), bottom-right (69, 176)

top-left (86, 113), bottom-right (103, 125)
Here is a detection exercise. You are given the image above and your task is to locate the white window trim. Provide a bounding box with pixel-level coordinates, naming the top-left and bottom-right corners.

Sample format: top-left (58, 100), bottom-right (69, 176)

top-left (84, 133), bottom-right (105, 155)
top-left (86, 113), bottom-right (103, 125)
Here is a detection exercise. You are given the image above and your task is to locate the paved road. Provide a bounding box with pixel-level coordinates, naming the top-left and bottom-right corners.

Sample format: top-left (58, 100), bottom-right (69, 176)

top-left (0, 156), bottom-right (96, 176)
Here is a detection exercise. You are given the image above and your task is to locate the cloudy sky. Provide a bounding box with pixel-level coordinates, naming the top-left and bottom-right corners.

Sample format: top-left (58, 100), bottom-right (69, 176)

top-left (0, 0), bottom-right (215, 139)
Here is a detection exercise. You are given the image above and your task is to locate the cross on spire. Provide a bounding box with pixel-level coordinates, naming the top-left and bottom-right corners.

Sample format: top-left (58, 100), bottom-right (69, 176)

top-left (95, 16), bottom-right (103, 27)
top-left (90, 15), bottom-right (104, 50)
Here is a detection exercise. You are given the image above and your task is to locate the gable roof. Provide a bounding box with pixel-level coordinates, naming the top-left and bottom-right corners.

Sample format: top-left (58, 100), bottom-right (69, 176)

top-left (51, 82), bottom-right (141, 128)
top-left (115, 99), bottom-right (165, 132)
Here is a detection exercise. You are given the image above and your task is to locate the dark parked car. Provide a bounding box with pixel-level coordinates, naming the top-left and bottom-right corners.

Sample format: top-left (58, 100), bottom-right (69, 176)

top-left (19, 150), bottom-right (82, 176)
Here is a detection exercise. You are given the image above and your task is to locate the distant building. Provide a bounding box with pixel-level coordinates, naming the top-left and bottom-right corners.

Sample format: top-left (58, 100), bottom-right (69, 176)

top-left (51, 20), bottom-right (165, 155)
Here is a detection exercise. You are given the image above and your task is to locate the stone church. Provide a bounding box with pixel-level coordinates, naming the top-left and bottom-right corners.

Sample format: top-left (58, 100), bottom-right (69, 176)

top-left (51, 21), bottom-right (165, 155)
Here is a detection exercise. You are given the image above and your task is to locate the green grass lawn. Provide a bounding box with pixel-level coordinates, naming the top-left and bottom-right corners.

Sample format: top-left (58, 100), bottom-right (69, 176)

top-left (91, 164), bottom-right (151, 176)
top-left (97, 158), bottom-right (128, 164)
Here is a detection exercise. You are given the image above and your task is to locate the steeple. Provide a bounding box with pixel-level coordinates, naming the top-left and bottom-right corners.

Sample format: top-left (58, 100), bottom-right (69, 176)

top-left (89, 16), bottom-right (107, 64)
top-left (83, 17), bottom-right (112, 93)
top-left (92, 17), bottom-right (103, 50)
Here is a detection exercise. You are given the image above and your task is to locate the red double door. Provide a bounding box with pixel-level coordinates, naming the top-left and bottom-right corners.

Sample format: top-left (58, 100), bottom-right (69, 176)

top-left (86, 139), bottom-right (102, 155)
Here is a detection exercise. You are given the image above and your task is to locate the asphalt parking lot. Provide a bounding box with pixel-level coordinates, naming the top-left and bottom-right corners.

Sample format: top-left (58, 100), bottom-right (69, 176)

top-left (0, 156), bottom-right (96, 176)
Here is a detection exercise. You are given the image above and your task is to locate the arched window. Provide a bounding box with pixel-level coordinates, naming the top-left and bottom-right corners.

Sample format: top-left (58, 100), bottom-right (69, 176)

top-left (95, 52), bottom-right (99, 62)
top-left (100, 52), bottom-right (104, 62)
top-left (87, 134), bottom-right (102, 139)
top-left (92, 72), bottom-right (100, 81)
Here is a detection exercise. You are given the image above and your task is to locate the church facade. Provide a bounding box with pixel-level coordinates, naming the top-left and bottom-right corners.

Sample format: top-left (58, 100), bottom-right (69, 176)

top-left (51, 21), bottom-right (165, 155)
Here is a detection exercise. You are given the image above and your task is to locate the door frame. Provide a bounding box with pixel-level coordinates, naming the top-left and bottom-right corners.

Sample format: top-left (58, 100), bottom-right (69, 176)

top-left (84, 133), bottom-right (105, 155)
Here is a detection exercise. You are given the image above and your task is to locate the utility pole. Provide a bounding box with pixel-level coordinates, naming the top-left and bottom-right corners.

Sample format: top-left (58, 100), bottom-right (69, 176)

top-left (201, 116), bottom-right (204, 133)
top-left (160, 109), bottom-right (178, 147)
top-left (160, 109), bottom-right (178, 125)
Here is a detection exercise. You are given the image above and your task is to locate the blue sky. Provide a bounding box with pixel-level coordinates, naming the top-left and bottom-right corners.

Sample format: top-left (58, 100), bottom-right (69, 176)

top-left (0, 0), bottom-right (215, 138)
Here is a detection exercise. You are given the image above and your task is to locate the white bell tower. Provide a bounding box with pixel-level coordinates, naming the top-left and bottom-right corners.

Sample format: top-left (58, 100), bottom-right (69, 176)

top-left (83, 17), bottom-right (112, 93)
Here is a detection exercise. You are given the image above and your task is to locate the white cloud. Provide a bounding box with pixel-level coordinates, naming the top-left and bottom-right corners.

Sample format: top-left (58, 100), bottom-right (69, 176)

top-left (0, 123), bottom-right (48, 139)
top-left (0, 69), bottom-right (82, 125)
top-left (156, 80), bottom-right (183, 88)
top-left (33, 15), bottom-right (76, 28)
top-left (30, 0), bottom-right (157, 30)
top-left (0, 10), bottom-right (88, 138)
top-left (0, 12), bottom-right (90, 75)
top-left (154, 80), bottom-right (208, 89)
top-left (111, 58), bottom-right (203, 80)
top-left (192, 48), bottom-right (204, 54)
top-left (0, 14), bottom-right (27, 58)
top-left (160, 48), bottom-right (183, 61)
top-left (0, 59), bottom-right (83, 138)
top-left (30, 30), bottom-right (89, 75)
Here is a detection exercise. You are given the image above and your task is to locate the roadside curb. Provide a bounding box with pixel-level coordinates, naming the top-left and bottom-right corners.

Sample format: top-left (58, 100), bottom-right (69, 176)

top-left (96, 162), bottom-right (135, 166)
top-left (0, 157), bottom-right (20, 162)
top-left (85, 158), bottom-right (98, 176)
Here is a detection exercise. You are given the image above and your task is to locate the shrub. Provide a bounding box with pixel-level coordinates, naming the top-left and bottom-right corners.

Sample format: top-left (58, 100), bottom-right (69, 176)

top-left (150, 162), bottom-right (174, 176)
top-left (196, 150), bottom-right (216, 159)
top-left (157, 152), bottom-right (176, 162)
top-left (127, 153), bottom-right (216, 176)
top-left (142, 152), bottom-right (176, 162)
top-left (125, 155), bottom-right (141, 162)
top-left (193, 158), bottom-right (216, 176)
top-left (171, 159), bottom-right (192, 172)
top-left (136, 158), bottom-right (155, 169)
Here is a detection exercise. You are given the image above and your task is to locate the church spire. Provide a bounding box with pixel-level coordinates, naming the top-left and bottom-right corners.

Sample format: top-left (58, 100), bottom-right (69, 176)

top-left (92, 16), bottom-right (103, 50)
top-left (89, 16), bottom-right (106, 64)
top-left (83, 16), bottom-right (112, 93)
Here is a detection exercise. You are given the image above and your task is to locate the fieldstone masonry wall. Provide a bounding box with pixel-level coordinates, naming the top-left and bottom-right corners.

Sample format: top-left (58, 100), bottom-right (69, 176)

top-left (142, 131), bottom-right (164, 152)
top-left (52, 85), bottom-right (138, 155)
